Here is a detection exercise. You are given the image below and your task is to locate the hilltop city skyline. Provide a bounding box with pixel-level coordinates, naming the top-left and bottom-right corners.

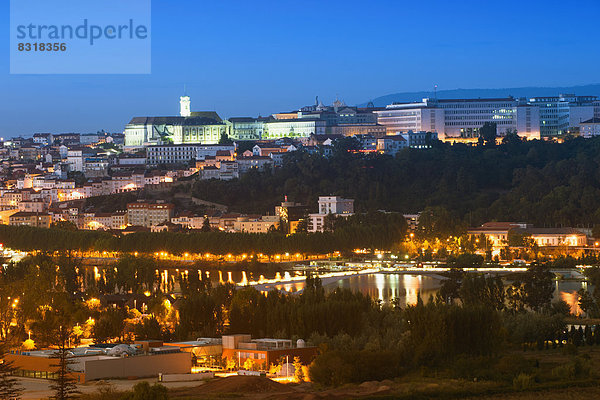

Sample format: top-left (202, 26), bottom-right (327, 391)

top-left (2, 0), bottom-right (600, 136)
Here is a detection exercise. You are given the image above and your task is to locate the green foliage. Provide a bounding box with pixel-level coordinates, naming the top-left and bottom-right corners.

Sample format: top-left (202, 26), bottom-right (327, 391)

top-left (51, 220), bottom-right (79, 231)
top-left (403, 302), bottom-right (504, 366)
top-left (50, 326), bottom-right (80, 400)
top-left (218, 133), bottom-right (233, 145)
top-left (551, 357), bottom-right (592, 380)
top-left (512, 373), bottom-right (534, 391)
top-left (134, 316), bottom-right (163, 340)
top-left (0, 216), bottom-right (405, 255)
top-left (124, 382), bottom-right (168, 400)
top-left (478, 122), bottom-right (498, 147)
top-left (522, 264), bottom-right (554, 312)
top-left (293, 356), bottom-right (304, 382)
top-left (308, 350), bottom-right (405, 387)
top-left (0, 343), bottom-right (23, 400)
top-left (503, 312), bottom-right (565, 345)
top-left (190, 137), bottom-right (600, 229)
top-left (459, 274), bottom-right (505, 311)
top-left (93, 308), bottom-right (126, 343)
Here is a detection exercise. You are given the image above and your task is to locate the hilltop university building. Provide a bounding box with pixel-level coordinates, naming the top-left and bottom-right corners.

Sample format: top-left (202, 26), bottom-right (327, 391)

top-left (124, 96), bottom-right (227, 147)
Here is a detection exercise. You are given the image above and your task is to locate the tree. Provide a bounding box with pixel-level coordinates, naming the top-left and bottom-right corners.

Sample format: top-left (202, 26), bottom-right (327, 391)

top-left (459, 274), bottom-right (505, 311)
top-left (502, 129), bottom-right (523, 145)
top-left (93, 308), bottom-right (125, 342)
top-left (243, 357), bottom-right (255, 371)
top-left (295, 218), bottom-right (308, 234)
top-left (506, 281), bottom-right (527, 313)
top-left (201, 217), bottom-right (212, 232)
top-left (50, 326), bottom-right (80, 400)
top-left (522, 264), bottom-right (554, 312)
top-left (578, 289), bottom-right (598, 317)
top-left (437, 268), bottom-right (464, 304)
top-left (323, 213), bottom-right (337, 232)
top-left (218, 133), bottom-right (233, 145)
top-left (478, 122), bottom-right (497, 146)
top-left (0, 343), bottom-right (22, 400)
top-left (293, 356), bottom-right (304, 382)
top-left (50, 221), bottom-right (78, 231)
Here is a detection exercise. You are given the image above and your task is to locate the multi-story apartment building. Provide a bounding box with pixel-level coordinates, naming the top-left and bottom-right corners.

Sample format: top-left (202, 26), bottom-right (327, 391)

top-left (127, 201), bottom-right (174, 227)
top-left (308, 196), bottom-right (354, 233)
top-left (232, 216), bottom-right (279, 233)
top-left (8, 212), bottom-right (52, 228)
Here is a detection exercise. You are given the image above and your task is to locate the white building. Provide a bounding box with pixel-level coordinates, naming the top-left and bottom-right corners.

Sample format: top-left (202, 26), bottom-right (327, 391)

top-left (377, 135), bottom-right (407, 155)
top-left (237, 156), bottom-right (273, 174)
top-left (233, 216), bottom-right (279, 233)
top-left (67, 149), bottom-right (84, 172)
top-left (528, 94), bottom-right (599, 137)
top-left (264, 119), bottom-right (326, 139)
top-left (124, 96), bottom-right (227, 147)
top-left (308, 196), bottom-right (354, 233)
top-left (579, 118), bottom-right (600, 138)
top-left (375, 98), bottom-right (540, 141)
top-left (145, 144), bottom-right (236, 165)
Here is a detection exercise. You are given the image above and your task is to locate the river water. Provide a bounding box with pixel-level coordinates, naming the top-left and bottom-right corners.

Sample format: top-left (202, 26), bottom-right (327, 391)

top-left (114, 265), bottom-right (589, 312)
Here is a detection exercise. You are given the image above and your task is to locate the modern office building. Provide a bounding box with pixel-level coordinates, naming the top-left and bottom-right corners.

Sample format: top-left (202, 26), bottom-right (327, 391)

top-left (528, 94), bottom-right (600, 137)
top-left (375, 97), bottom-right (540, 140)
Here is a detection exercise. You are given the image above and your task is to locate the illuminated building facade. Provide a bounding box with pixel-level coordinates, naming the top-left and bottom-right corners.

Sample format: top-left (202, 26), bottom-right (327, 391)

top-left (375, 98), bottom-right (540, 140)
top-left (580, 117), bottom-right (600, 137)
top-left (124, 96), bottom-right (226, 147)
top-left (127, 201), bottom-right (174, 227)
top-left (528, 94), bottom-right (600, 137)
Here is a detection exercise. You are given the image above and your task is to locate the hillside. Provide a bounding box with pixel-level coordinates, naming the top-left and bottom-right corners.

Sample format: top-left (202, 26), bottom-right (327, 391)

top-left (191, 137), bottom-right (600, 231)
top-left (363, 83), bottom-right (600, 106)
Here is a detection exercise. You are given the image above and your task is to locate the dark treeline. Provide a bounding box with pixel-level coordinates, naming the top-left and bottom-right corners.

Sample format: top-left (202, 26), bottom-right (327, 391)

top-left (0, 212), bottom-right (406, 255)
top-left (192, 136), bottom-right (600, 228)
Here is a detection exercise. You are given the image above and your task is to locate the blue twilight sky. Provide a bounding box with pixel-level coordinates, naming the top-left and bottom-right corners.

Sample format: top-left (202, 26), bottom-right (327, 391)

top-left (1, 0), bottom-right (600, 137)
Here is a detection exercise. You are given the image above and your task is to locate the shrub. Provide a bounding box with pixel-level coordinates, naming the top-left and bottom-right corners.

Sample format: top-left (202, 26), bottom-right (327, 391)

top-left (551, 357), bottom-right (592, 380)
top-left (512, 373), bottom-right (534, 390)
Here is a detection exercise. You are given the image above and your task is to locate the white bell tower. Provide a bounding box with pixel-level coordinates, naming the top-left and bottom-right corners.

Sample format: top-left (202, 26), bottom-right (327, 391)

top-left (180, 95), bottom-right (191, 117)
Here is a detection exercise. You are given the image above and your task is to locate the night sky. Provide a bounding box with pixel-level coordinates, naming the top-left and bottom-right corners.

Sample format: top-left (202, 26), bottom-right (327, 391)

top-left (1, 0), bottom-right (599, 137)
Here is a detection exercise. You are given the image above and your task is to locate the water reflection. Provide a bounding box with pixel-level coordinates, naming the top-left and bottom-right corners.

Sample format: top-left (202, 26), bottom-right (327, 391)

top-left (554, 280), bottom-right (587, 316)
top-left (325, 273), bottom-right (441, 308)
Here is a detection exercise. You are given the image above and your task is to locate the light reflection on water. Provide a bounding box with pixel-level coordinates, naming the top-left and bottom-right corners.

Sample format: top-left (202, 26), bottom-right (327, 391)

top-left (326, 273), bottom-right (590, 311)
top-left (555, 280), bottom-right (587, 316)
top-left (325, 273), bottom-right (441, 307)
top-left (91, 265), bottom-right (591, 312)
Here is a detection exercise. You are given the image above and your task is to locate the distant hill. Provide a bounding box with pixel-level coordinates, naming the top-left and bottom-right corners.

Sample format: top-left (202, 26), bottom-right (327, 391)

top-left (363, 84), bottom-right (600, 107)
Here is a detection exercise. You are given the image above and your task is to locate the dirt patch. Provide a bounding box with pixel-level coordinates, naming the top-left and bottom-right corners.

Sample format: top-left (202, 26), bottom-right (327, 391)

top-left (192, 376), bottom-right (290, 394)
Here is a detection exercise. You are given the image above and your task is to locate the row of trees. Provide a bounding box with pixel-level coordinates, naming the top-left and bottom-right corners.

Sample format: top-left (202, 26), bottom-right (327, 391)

top-left (0, 212), bottom-right (406, 255)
